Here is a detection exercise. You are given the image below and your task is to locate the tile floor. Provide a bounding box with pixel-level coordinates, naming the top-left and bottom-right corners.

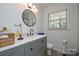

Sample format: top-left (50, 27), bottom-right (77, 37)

top-left (49, 49), bottom-right (79, 56)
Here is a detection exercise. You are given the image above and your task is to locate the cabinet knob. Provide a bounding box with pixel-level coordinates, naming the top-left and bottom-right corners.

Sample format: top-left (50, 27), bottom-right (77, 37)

top-left (30, 48), bottom-right (33, 51)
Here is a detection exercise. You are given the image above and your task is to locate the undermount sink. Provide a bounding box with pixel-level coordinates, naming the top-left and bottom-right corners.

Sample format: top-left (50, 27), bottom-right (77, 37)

top-left (26, 34), bottom-right (39, 39)
top-left (22, 34), bottom-right (44, 40)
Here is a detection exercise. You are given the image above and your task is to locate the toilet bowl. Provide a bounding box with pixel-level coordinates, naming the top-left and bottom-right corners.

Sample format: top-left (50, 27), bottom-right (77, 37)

top-left (47, 43), bottom-right (54, 56)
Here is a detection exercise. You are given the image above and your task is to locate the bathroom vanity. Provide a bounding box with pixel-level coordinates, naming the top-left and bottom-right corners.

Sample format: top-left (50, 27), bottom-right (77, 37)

top-left (0, 5), bottom-right (47, 56)
top-left (0, 35), bottom-right (47, 56)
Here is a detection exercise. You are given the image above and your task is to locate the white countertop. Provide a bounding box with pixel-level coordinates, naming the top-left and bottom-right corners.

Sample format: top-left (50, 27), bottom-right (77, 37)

top-left (0, 35), bottom-right (46, 52)
top-left (0, 32), bottom-right (14, 35)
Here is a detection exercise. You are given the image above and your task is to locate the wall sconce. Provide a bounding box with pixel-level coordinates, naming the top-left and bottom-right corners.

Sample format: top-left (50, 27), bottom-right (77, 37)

top-left (24, 3), bottom-right (38, 13)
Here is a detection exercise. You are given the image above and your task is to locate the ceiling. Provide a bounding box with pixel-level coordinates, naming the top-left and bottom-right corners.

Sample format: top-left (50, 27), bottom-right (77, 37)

top-left (34, 3), bottom-right (55, 8)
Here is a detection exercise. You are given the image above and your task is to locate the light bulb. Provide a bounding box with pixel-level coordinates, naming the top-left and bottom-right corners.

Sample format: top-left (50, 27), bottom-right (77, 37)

top-left (28, 3), bottom-right (32, 8)
top-left (23, 3), bottom-right (38, 13)
top-left (32, 5), bottom-right (36, 9)
top-left (35, 8), bottom-right (38, 13)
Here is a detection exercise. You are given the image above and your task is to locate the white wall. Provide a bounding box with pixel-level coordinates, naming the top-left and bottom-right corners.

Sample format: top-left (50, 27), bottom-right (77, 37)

top-left (0, 3), bottom-right (79, 53)
top-left (43, 3), bottom-right (78, 52)
top-left (77, 4), bottom-right (79, 52)
top-left (0, 3), bottom-right (43, 34)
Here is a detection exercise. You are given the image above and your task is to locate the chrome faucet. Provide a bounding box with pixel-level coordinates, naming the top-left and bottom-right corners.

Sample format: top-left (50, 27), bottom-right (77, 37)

top-left (30, 29), bottom-right (34, 36)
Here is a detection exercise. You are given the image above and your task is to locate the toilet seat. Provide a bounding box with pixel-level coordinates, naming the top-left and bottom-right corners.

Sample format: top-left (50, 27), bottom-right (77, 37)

top-left (47, 43), bottom-right (54, 49)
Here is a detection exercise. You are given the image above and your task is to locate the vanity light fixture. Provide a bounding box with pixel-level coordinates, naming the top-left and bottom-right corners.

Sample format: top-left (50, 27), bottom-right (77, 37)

top-left (24, 3), bottom-right (38, 13)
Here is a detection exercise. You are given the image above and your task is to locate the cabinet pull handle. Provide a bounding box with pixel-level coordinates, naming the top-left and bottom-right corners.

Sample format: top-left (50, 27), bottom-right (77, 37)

top-left (41, 40), bottom-right (44, 43)
top-left (30, 48), bottom-right (33, 51)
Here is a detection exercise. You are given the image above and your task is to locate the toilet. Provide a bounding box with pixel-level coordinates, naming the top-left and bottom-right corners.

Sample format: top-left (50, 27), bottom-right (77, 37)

top-left (47, 43), bottom-right (54, 56)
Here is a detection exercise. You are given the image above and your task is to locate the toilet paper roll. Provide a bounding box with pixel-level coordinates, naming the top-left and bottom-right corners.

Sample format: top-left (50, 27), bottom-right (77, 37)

top-left (63, 40), bottom-right (67, 46)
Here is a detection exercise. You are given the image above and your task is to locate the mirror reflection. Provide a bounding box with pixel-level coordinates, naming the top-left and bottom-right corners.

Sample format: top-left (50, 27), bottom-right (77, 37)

top-left (22, 9), bottom-right (36, 27)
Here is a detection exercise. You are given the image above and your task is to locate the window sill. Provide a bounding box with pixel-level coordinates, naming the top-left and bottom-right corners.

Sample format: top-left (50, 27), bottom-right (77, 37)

top-left (48, 28), bottom-right (68, 30)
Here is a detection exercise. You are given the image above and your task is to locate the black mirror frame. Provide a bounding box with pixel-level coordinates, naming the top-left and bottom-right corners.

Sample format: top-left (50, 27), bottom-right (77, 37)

top-left (22, 9), bottom-right (36, 27)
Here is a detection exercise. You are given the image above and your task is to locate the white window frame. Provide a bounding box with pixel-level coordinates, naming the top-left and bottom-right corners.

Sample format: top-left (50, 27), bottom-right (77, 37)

top-left (48, 9), bottom-right (67, 30)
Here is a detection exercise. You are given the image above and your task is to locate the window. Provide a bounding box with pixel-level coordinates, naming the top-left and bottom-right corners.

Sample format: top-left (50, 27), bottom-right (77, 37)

top-left (48, 9), bottom-right (67, 30)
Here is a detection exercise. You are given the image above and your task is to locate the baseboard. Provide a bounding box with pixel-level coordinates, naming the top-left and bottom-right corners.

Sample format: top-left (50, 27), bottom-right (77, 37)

top-left (76, 50), bottom-right (79, 54)
top-left (52, 48), bottom-right (63, 54)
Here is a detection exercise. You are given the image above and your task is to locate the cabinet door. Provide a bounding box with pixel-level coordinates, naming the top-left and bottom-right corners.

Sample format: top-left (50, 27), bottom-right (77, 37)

top-left (24, 41), bottom-right (37, 56)
top-left (19, 45), bottom-right (24, 56)
top-left (0, 45), bottom-right (24, 56)
top-left (3, 51), bottom-right (19, 56)
top-left (24, 37), bottom-right (47, 56)
top-left (36, 37), bottom-right (47, 55)
top-left (0, 48), bottom-right (19, 56)
top-left (40, 37), bottom-right (47, 55)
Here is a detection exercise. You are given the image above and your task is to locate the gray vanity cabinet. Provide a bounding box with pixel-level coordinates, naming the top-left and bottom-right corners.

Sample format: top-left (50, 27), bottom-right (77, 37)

top-left (24, 38), bottom-right (42, 56)
top-left (24, 42), bottom-right (38, 56)
top-left (0, 36), bottom-right (47, 56)
top-left (24, 37), bottom-right (47, 56)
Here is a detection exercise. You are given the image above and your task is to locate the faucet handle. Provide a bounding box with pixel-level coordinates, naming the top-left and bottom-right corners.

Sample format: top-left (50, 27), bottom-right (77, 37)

top-left (32, 33), bottom-right (34, 35)
top-left (27, 33), bottom-right (29, 36)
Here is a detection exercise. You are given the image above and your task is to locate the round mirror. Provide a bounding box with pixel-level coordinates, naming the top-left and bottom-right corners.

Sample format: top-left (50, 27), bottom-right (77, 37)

top-left (22, 9), bottom-right (36, 27)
